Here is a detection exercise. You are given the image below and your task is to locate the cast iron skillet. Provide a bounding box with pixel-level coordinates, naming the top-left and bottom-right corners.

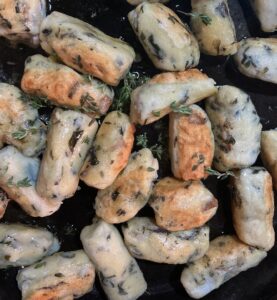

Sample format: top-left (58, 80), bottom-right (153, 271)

top-left (0, 0), bottom-right (276, 299)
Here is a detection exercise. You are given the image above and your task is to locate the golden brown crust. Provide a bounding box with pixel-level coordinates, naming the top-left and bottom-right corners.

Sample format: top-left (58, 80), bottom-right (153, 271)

top-left (149, 177), bottom-right (218, 231)
top-left (169, 105), bottom-right (214, 181)
top-left (130, 69), bottom-right (216, 125)
top-left (261, 130), bottom-right (277, 190)
top-left (80, 111), bottom-right (135, 189)
top-left (24, 276), bottom-right (93, 300)
top-left (150, 69), bottom-right (209, 84)
top-left (21, 55), bottom-right (113, 116)
top-left (0, 189), bottom-right (9, 219)
top-left (95, 149), bottom-right (159, 223)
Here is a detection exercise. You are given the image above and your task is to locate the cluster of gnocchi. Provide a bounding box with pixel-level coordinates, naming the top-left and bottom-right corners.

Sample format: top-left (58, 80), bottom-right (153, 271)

top-left (0, 0), bottom-right (276, 299)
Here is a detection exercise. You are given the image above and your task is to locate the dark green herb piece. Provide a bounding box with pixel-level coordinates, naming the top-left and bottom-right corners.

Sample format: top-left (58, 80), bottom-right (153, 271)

top-left (80, 93), bottom-right (100, 113)
top-left (170, 102), bottom-right (192, 115)
top-left (7, 176), bottom-right (32, 187)
top-left (147, 167), bottom-right (155, 172)
top-left (136, 133), bottom-right (148, 148)
top-left (34, 261), bottom-right (46, 269)
top-left (136, 132), bottom-right (165, 160)
top-left (152, 110), bottom-right (161, 117)
top-left (16, 177), bottom-right (32, 187)
top-left (205, 167), bottom-right (235, 180)
top-left (178, 11), bottom-right (212, 25)
top-left (12, 126), bottom-right (38, 140)
top-left (82, 136), bottom-right (90, 144)
top-left (20, 92), bottom-right (51, 109)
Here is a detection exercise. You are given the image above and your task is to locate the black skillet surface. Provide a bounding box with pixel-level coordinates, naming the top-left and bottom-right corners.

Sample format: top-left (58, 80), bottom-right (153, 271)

top-left (0, 0), bottom-right (277, 299)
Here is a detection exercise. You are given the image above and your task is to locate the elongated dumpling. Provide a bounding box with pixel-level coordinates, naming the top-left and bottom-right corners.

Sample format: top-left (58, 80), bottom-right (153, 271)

top-left (0, 0), bottom-right (46, 47)
top-left (21, 55), bottom-right (114, 117)
top-left (169, 105), bottom-right (214, 181)
top-left (128, 3), bottom-right (200, 71)
top-left (231, 167), bottom-right (275, 251)
top-left (0, 189), bottom-right (10, 219)
top-left (149, 177), bottom-right (218, 231)
top-left (95, 148), bottom-right (158, 223)
top-left (0, 146), bottom-right (61, 217)
top-left (17, 250), bottom-right (95, 300)
top-left (234, 38), bottom-right (277, 84)
top-left (0, 223), bottom-right (60, 269)
top-left (122, 217), bottom-right (209, 264)
top-left (130, 69), bottom-right (216, 125)
top-left (190, 0), bottom-right (237, 56)
top-left (205, 85), bottom-right (262, 171)
top-left (36, 108), bottom-right (98, 202)
top-left (80, 111), bottom-right (135, 189)
top-left (261, 129), bottom-right (277, 189)
top-left (181, 235), bottom-right (267, 299)
top-left (40, 12), bottom-right (135, 86)
top-left (250, 0), bottom-right (277, 32)
top-left (81, 218), bottom-right (147, 300)
top-left (127, 0), bottom-right (169, 5)
top-left (0, 83), bottom-right (46, 157)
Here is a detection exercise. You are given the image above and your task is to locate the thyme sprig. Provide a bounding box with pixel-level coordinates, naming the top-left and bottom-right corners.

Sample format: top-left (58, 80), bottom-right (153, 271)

top-left (177, 11), bottom-right (212, 25)
top-left (112, 72), bottom-right (149, 112)
top-left (205, 167), bottom-right (235, 180)
top-left (170, 101), bottom-right (192, 115)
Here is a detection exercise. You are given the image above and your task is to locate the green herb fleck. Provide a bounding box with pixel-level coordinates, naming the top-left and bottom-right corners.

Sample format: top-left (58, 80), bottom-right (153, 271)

top-left (20, 92), bottom-right (51, 109)
top-left (147, 167), bottom-right (155, 172)
top-left (136, 132), bottom-right (165, 160)
top-left (178, 11), bottom-right (212, 25)
top-left (82, 136), bottom-right (90, 144)
top-left (152, 110), bottom-right (161, 117)
top-left (34, 261), bottom-right (46, 269)
top-left (136, 133), bottom-right (148, 148)
top-left (7, 176), bottom-right (32, 187)
top-left (205, 167), bottom-right (235, 180)
top-left (170, 102), bottom-right (192, 115)
top-left (80, 93), bottom-right (100, 113)
top-left (16, 177), bottom-right (32, 187)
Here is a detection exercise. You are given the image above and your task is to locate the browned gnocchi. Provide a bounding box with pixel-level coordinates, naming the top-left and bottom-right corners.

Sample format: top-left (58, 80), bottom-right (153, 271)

top-left (80, 111), bottom-right (135, 189)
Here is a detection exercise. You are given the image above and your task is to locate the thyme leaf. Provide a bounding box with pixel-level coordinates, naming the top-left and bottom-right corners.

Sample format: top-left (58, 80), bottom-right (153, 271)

top-left (12, 127), bottom-right (38, 140)
top-left (20, 92), bottom-right (51, 109)
top-left (178, 11), bottom-right (212, 25)
top-left (112, 72), bottom-right (149, 112)
top-left (170, 101), bottom-right (192, 115)
top-left (7, 176), bottom-right (32, 187)
top-left (205, 167), bottom-right (235, 180)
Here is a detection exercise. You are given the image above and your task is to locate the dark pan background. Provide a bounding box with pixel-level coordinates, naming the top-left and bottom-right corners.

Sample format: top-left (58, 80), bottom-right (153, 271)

top-left (0, 0), bottom-right (277, 299)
